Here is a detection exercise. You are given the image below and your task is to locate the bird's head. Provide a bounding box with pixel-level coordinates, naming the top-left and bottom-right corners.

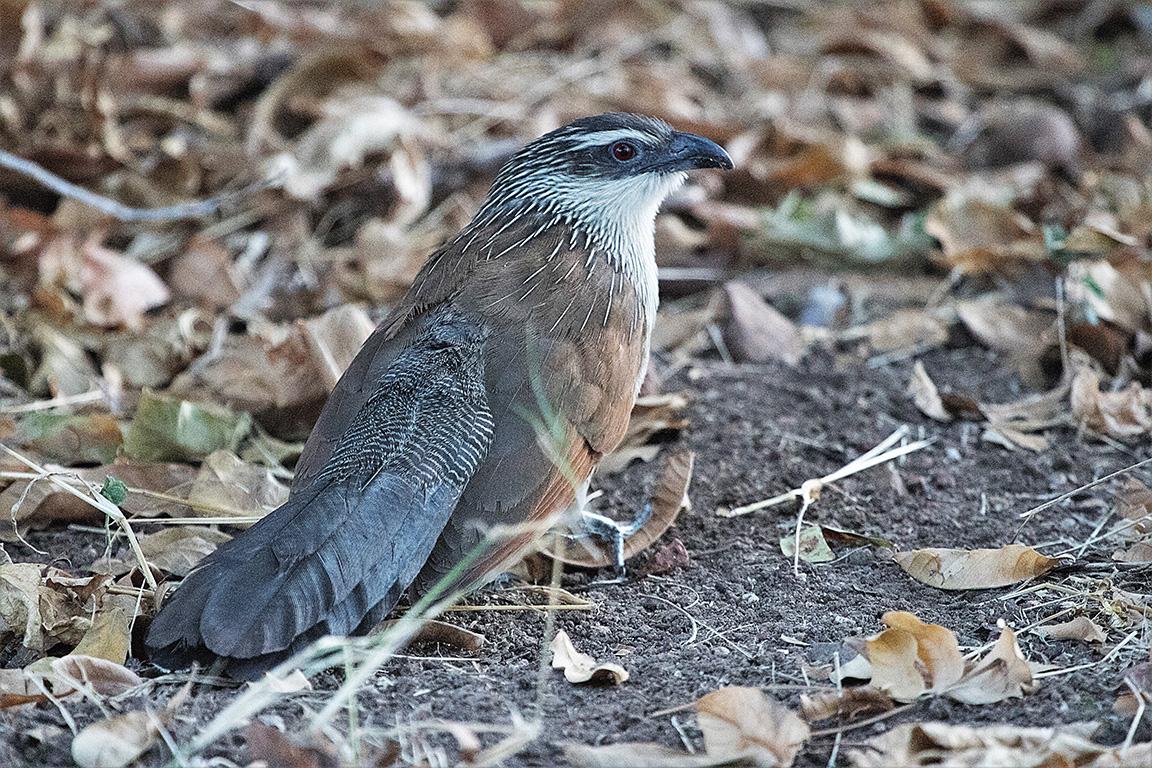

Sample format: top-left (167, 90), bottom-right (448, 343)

top-left (477, 113), bottom-right (732, 233)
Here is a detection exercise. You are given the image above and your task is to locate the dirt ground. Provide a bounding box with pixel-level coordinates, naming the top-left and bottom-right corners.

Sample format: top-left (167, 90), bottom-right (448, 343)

top-left (3, 331), bottom-right (1148, 767)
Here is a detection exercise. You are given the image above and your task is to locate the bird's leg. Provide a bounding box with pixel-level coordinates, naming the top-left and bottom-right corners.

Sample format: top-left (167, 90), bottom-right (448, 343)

top-left (578, 501), bottom-right (653, 579)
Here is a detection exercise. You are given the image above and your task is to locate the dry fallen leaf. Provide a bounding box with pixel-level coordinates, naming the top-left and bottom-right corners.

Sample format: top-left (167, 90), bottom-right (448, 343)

top-left (720, 281), bottom-right (806, 365)
top-left (696, 686), bottom-right (810, 767)
top-left (48, 655), bottom-right (143, 697)
top-left (70, 594), bottom-right (137, 664)
top-left (245, 722), bottom-right (338, 768)
top-left (373, 618), bottom-right (486, 652)
top-left (848, 721), bottom-right (1118, 768)
top-left (856, 613), bottom-right (964, 702)
top-left (908, 361), bottom-right (951, 422)
top-left (800, 686), bottom-right (894, 723)
top-left (550, 630), bottom-right (629, 685)
top-left (71, 711), bottom-right (158, 768)
top-left (1071, 367), bottom-right (1152, 439)
top-left (78, 240), bottom-right (172, 331)
top-left (894, 544), bottom-right (1060, 590)
top-left (1035, 616), bottom-right (1107, 644)
top-left (947, 626), bottom-right (1036, 705)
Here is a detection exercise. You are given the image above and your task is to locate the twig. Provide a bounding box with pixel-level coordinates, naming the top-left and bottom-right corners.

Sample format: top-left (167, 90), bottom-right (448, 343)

top-left (0, 147), bottom-right (251, 223)
top-left (0, 390), bottom-right (105, 414)
top-left (1121, 676), bottom-right (1148, 754)
top-left (1015, 456), bottom-right (1152, 537)
top-left (0, 444), bottom-right (158, 592)
top-left (719, 426), bottom-right (934, 518)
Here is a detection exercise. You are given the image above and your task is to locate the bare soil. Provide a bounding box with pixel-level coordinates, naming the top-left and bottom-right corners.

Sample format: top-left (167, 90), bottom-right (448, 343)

top-left (3, 343), bottom-right (1149, 767)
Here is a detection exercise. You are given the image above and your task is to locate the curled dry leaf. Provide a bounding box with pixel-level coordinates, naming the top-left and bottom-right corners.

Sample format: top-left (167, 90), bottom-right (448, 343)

top-left (78, 240), bottom-right (171, 331)
top-left (550, 630), bottom-right (629, 685)
top-left (848, 611), bottom-right (965, 702)
top-left (696, 686), bottom-right (810, 767)
top-left (848, 721), bottom-right (1119, 768)
top-left (49, 655), bottom-right (143, 697)
top-left (245, 722), bottom-right (338, 768)
top-left (1035, 616), bottom-right (1107, 644)
top-left (1071, 367), bottom-right (1152, 440)
top-left (908, 361), bottom-right (950, 422)
top-left (373, 618), bottom-right (486, 653)
top-left (800, 685), bottom-right (894, 724)
top-left (894, 544), bottom-right (1060, 590)
top-left (720, 281), bottom-right (806, 366)
top-left (947, 626), bottom-right (1036, 705)
top-left (71, 711), bottom-right (158, 768)
top-left (565, 742), bottom-right (728, 768)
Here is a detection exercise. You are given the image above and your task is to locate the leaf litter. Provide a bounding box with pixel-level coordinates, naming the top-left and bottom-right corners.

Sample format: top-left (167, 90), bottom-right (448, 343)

top-left (0, 0), bottom-right (1151, 765)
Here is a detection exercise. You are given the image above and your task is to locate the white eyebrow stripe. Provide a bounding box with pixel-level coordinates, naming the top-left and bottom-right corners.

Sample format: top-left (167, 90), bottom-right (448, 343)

top-left (565, 129), bottom-right (658, 151)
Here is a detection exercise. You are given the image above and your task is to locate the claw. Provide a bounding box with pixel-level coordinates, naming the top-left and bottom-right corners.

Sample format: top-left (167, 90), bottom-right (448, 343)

top-left (575, 501), bottom-right (653, 578)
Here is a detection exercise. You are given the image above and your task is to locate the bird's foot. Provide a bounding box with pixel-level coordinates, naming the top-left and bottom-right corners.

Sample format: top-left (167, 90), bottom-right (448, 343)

top-left (576, 501), bottom-right (652, 581)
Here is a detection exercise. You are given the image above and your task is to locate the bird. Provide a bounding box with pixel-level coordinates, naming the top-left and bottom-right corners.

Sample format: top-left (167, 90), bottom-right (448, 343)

top-left (145, 113), bottom-right (733, 678)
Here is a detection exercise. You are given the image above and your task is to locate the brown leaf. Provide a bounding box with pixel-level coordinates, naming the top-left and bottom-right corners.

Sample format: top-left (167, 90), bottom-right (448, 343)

top-left (565, 742), bottom-right (730, 768)
top-left (849, 722), bottom-right (1115, 768)
top-left (696, 686), bottom-right (810, 767)
top-left (924, 195), bottom-right (1045, 275)
top-left (70, 594), bottom-right (137, 663)
top-left (849, 310), bottom-right (949, 353)
top-left (720, 282), bottom-right (806, 365)
top-left (373, 618), bottom-right (486, 652)
top-left (882, 611), bottom-right (965, 693)
top-left (550, 630), bottom-right (629, 685)
top-left (946, 627), bottom-right (1035, 705)
top-left (954, 298), bottom-right (1053, 362)
top-left (894, 544), bottom-right (1059, 590)
top-left (800, 686), bottom-right (894, 723)
top-left (907, 361), bottom-right (950, 422)
top-left (49, 655), bottom-right (143, 697)
top-left (245, 722), bottom-right (338, 768)
top-left (79, 241), bottom-right (171, 331)
top-left (167, 235), bottom-right (242, 310)
top-left (72, 711), bottom-right (158, 768)
top-left (1071, 367), bottom-right (1152, 440)
top-left (298, 304), bottom-right (376, 390)
top-left (184, 450), bottom-right (289, 520)
top-left (1035, 616), bottom-right (1107, 644)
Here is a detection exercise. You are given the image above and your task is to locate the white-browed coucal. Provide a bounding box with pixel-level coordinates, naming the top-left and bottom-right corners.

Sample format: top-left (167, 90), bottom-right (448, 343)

top-left (146, 113), bottom-right (733, 678)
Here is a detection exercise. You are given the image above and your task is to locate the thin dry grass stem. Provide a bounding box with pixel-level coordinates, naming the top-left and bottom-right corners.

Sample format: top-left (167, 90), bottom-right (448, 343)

top-left (131, 515), bottom-right (263, 526)
top-left (1121, 676), bottom-right (1149, 754)
top-left (0, 389), bottom-right (104, 414)
top-left (719, 426), bottom-right (934, 519)
top-left (442, 603), bottom-right (592, 613)
top-left (1032, 629), bottom-right (1141, 680)
top-left (0, 443), bottom-right (158, 592)
top-left (1015, 456), bottom-right (1152, 535)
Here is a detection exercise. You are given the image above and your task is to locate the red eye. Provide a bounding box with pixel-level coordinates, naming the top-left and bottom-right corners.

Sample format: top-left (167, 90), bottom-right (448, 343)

top-left (611, 141), bottom-right (637, 161)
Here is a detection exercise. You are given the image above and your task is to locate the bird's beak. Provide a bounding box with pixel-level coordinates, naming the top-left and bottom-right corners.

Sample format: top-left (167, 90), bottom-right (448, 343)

top-left (662, 131), bottom-right (734, 172)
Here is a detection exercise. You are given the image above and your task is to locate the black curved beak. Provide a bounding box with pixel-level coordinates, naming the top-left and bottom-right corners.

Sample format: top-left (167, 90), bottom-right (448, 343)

top-left (662, 131), bottom-right (734, 172)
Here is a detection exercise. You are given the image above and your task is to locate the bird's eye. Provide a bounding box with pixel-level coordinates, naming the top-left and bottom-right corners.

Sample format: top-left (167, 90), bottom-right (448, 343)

top-left (611, 141), bottom-right (637, 162)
